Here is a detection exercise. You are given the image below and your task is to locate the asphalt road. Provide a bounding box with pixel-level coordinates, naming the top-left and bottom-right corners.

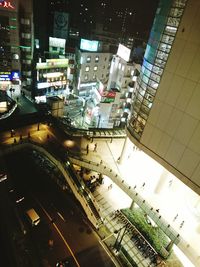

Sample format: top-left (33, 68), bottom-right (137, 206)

top-left (1, 150), bottom-right (115, 267)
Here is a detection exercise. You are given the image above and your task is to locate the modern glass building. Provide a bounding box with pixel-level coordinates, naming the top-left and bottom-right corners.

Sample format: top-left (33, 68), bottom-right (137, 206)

top-left (125, 0), bottom-right (200, 265)
top-left (128, 0), bottom-right (187, 140)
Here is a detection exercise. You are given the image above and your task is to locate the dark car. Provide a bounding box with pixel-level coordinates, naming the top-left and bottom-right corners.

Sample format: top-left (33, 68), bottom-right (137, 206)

top-left (56, 258), bottom-right (72, 267)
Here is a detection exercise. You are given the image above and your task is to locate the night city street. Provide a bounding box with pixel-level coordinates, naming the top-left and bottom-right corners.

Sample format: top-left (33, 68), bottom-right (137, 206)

top-left (1, 0), bottom-right (200, 267)
top-left (0, 149), bottom-right (116, 267)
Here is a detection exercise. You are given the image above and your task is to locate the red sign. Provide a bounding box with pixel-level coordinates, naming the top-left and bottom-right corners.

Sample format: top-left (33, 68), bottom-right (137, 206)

top-left (101, 91), bottom-right (116, 98)
top-left (0, 1), bottom-right (14, 9)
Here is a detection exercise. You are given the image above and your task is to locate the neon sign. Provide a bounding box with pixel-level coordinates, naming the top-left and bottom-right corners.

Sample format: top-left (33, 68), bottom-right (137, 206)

top-left (0, 1), bottom-right (15, 9)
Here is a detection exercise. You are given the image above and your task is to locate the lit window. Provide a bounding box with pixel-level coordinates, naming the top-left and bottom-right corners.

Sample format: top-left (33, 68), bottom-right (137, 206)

top-left (94, 66), bottom-right (98, 71)
top-left (85, 75), bottom-right (88, 80)
top-left (118, 63), bottom-right (121, 69)
top-left (95, 56), bottom-right (99, 62)
top-left (85, 66), bottom-right (90, 72)
top-left (122, 65), bottom-right (125, 71)
top-left (86, 56), bottom-right (91, 62)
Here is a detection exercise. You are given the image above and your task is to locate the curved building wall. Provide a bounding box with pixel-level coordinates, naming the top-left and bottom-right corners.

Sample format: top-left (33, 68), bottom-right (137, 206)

top-left (128, 0), bottom-right (200, 194)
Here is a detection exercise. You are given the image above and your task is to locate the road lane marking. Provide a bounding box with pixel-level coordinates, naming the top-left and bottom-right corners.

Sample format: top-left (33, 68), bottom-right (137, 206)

top-left (57, 211), bottom-right (66, 222)
top-left (35, 199), bottom-right (80, 267)
top-left (52, 222), bottom-right (80, 267)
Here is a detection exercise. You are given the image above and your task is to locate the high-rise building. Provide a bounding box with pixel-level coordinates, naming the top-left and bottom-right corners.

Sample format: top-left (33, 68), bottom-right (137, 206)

top-left (126, 0), bottom-right (200, 264)
top-left (0, 0), bottom-right (33, 100)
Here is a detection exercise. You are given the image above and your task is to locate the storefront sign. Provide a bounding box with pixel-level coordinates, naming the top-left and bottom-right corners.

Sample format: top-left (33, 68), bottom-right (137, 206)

top-left (37, 80), bottom-right (67, 89)
top-left (101, 91), bottom-right (116, 103)
top-left (0, 1), bottom-right (15, 9)
top-left (0, 71), bottom-right (20, 81)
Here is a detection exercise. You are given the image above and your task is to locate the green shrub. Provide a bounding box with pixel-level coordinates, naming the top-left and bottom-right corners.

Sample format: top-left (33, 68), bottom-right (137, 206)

top-left (121, 208), bottom-right (170, 258)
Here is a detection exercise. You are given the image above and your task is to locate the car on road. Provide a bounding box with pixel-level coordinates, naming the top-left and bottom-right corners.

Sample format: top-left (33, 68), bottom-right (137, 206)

top-left (10, 189), bottom-right (25, 203)
top-left (56, 258), bottom-right (71, 267)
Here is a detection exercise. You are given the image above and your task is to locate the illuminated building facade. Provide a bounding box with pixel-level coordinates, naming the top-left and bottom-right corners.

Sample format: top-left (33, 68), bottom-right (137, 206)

top-left (35, 58), bottom-right (73, 103)
top-left (0, 0), bottom-right (33, 94)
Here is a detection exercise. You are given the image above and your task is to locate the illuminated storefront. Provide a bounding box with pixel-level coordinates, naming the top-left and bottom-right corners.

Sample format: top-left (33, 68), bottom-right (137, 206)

top-left (35, 58), bottom-right (71, 100)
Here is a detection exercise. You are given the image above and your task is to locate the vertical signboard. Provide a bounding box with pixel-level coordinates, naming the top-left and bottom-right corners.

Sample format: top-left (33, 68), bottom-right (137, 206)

top-left (53, 12), bottom-right (69, 39)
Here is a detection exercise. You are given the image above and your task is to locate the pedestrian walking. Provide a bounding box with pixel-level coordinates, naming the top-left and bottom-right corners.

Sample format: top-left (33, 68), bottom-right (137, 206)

top-left (93, 143), bottom-right (97, 152)
top-left (173, 214), bottom-right (178, 222)
top-left (179, 220), bottom-right (185, 229)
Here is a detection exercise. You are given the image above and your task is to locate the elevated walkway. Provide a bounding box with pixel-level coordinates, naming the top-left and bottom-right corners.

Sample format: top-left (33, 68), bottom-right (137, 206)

top-left (69, 155), bottom-right (180, 246)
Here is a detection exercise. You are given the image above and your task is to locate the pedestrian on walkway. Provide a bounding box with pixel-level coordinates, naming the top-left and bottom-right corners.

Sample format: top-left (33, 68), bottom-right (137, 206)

top-left (86, 144), bottom-right (89, 154)
top-left (108, 184), bottom-right (112, 190)
top-left (173, 213), bottom-right (178, 222)
top-left (93, 143), bottom-right (97, 152)
top-left (179, 220), bottom-right (185, 229)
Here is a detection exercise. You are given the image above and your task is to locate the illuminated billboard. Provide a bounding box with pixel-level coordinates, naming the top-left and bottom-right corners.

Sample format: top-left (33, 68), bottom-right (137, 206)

top-left (117, 44), bottom-right (131, 62)
top-left (80, 39), bottom-right (99, 52)
top-left (49, 37), bottom-right (66, 49)
top-left (0, 71), bottom-right (20, 81)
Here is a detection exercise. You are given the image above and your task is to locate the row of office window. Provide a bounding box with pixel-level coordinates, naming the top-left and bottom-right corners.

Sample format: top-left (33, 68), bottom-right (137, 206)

top-left (84, 73), bottom-right (107, 81)
top-left (85, 66), bottom-right (98, 72)
top-left (86, 55), bottom-right (109, 63)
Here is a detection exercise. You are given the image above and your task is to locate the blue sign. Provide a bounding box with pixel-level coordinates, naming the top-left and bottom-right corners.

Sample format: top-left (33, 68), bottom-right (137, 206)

top-left (80, 39), bottom-right (99, 52)
top-left (0, 71), bottom-right (20, 81)
top-left (11, 71), bottom-right (20, 80)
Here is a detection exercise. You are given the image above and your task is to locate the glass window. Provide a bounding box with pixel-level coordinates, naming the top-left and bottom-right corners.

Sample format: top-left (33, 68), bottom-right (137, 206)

top-left (150, 73), bottom-right (160, 83)
top-left (85, 74), bottom-right (88, 80)
top-left (94, 66), bottom-right (98, 71)
top-left (149, 80), bottom-right (158, 90)
top-left (137, 93), bottom-right (144, 102)
top-left (143, 59), bottom-right (153, 71)
top-left (86, 56), bottom-right (91, 63)
top-left (157, 51), bottom-right (168, 61)
top-left (155, 58), bottom-right (165, 68)
top-left (95, 56), bottom-right (99, 62)
top-left (85, 66), bottom-right (90, 72)
top-left (167, 17), bottom-right (180, 27)
top-left (165, 26), bottom-right (177, 36)
top-left (152, 65), bottom-right (163, 75)
top-left (161, 34), bottom-right (174, 45)
top-left (159, 43), bottom-right (171, 53)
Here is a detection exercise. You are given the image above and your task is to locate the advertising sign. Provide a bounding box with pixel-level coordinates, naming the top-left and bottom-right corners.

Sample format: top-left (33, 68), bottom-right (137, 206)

top-left (117, 44), bottom-right (131, 62)
top-left (36, 59), bottom-right (68, 70)
top-left (80, 39), bottom-right (99, 52)
top-left (0, 71), bottom-right (20, 81)
top-left (49, 37), bottom-right (66, 49)
top-left (0, 1), bottom-right (15, 9)
top-left (101, 91), bottom-right (116, 103)
top-left (0, 72), bottom-right (11, 81)
top-left (53, 12), bottom-right (69, 39)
